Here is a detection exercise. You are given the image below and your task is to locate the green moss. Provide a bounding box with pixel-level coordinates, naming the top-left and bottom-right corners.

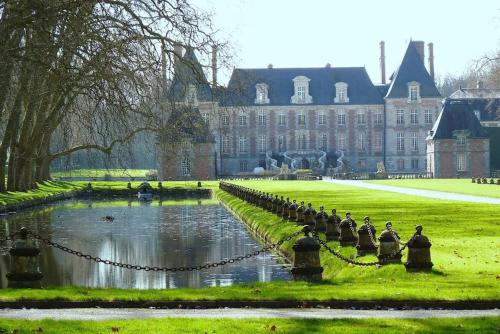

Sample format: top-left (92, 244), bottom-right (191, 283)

top-left (0, 317), bottom-right (498, 334)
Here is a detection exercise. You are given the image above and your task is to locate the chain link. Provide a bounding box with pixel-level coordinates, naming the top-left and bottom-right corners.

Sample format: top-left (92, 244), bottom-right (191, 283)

top-left (366, 223), bottom-right (378, 247)
top-left (24, 229), bottom-right (302, 272)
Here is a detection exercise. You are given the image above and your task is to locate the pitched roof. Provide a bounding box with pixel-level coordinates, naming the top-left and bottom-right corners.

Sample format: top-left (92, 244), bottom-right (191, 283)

top-left (429, 99), bottom-right (488, 140)
top-left (167, 48), bottom-right (213, 102)
top-left (222, 66), bottom-right (384, 106)
top-left (385, 41), bottom-right (441, 99)
top-left (449, 88), bottom-right (500, 99)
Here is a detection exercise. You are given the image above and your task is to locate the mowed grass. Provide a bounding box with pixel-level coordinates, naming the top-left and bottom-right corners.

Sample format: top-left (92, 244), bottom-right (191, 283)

top-left (0, 317), bottom-right (498, 334)
top-left (367, 178), bottom-right (500, 198)
top-left (0, 181), bottom-right (219, 206)
top-left (51, 169), bottom-right (151, 178)
top-left (222, 180), bottom-right (500, 301)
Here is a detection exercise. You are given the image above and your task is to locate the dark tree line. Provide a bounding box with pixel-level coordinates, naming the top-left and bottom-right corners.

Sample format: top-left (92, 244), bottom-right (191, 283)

top-left (0, 0), bottom-right (224, 192)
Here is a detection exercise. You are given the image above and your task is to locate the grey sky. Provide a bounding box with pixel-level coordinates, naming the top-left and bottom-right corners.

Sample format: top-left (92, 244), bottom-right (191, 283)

top-left (194, 0), bottom-right (500, 85)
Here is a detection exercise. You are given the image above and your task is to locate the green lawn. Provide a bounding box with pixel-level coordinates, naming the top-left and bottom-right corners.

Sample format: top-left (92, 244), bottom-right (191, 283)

top-left (0, 317), bottom-right (498, 334)
top-left (221, 180), bottom-right (500, 301)
top-left (51, 169), bottom-right (152, 178)
top-left (367, 178), bottom-right (500, 198)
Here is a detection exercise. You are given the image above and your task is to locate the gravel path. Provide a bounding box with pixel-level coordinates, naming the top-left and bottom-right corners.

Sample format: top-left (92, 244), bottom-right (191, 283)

top-left (0, 308), bottom-right (499, 320)
top-left (324, 179), bottom-right (500, 204)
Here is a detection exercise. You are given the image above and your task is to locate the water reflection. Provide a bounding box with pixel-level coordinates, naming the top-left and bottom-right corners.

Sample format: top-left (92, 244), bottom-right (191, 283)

top-left (0, 199), bottom-right (290, 289)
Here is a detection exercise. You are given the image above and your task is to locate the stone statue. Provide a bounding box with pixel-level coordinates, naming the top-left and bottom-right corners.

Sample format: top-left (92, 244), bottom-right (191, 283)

top-left (280, 162), bottom-right (289, 175)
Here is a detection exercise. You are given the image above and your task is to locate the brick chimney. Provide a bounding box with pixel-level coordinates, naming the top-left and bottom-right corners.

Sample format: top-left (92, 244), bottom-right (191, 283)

top-left (428, 42), bottom-right (435, 80)
top-left (379, 41), bottom-right (386, 84)
top-left (211, 45), bottom-right (217, 88)
top-left (413, 40), bottom-right (425, 62)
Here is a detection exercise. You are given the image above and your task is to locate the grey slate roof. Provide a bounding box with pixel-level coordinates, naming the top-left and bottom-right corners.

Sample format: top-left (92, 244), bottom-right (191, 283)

top-left (429, 99), bottom-right (488, 140)
top-left (449, 89), bottom-right (500, 122)
top-left (168, 48), bottom-right (214, 102)
top-left (385, 42), bottom-right (441, 99)
top-left (222, 67), bottom-right (384, 106)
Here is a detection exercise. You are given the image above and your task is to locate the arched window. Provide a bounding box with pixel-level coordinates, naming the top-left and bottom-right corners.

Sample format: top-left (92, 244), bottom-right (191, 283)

top-left (334, 82), bottom-right (349, 103)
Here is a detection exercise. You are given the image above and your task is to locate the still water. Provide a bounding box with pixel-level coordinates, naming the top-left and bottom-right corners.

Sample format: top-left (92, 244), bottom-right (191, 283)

top-left (0, 199), bottom-right (290, 289)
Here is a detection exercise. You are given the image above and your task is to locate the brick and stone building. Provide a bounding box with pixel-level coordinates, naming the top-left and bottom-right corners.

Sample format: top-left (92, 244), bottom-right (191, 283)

top-left (426, 99), bottom-right (490, 178)
top-left (159, 41), bottom-right (443, 179)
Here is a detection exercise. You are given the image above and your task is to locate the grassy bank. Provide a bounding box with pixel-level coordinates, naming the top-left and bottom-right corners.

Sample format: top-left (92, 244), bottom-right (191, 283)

top-left (367, 178), bottom-right (500, 198)
top-left (51, 169), bottom-right (151, 178)
top-left (221, 180), bottom-right (500, 301)
top-left (0, 316), bottom-right (498, 334)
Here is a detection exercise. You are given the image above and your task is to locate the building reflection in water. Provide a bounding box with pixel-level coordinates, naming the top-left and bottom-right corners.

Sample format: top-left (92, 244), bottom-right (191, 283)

top-left (0, 200), bottom-right (290, 289)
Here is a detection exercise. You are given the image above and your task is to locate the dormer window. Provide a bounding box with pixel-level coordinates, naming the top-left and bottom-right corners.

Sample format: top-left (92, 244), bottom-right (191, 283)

top-left (185, 84), bottom-right (198, 106)
top-left (255, 83), bottom-right (270, 104)
top-left (407, 81), bottom-right (421, 103)
top-left (474, 110), bottom-right (481, 121)
top-left (334, 82), bottom-right (349, 103)
top-left (291, 76), bottom-right (312, 104)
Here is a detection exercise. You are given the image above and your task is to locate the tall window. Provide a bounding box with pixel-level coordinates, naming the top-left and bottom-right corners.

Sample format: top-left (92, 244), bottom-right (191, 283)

top-left (424, 109), bottom-right (433, 124)
top-left (278, 112), bottom-right (286, 126)
top-left (298, 134), bottom-right (307, 150)
top-left (337, 110), bottom-right (346, 125)
top-left (396, 110), bottom-right (404, 125)
top-left (411, 159), bottom-right (419, 170)
top-left (318, 112), bottom-right (326, 125)
top-left (338, 133), bottom-right (345, 150)
top-left (291, 76), bottom-right (312, 104)
top-left (375, 112), bottom-right (383, 125)
top-left (457, 134), bottom-right (466, 146)
top-left (258, 110), bottom-right (266, 126)
top-left (297, 112), bottom-right (306, 126)
top-left (221, 114), bottom-right (229, 126)
top-left (374, 132), bottom-right (383, 152)
top-left (457, 153), bottom-right (467, 171)
top-left (319, 133), bottom-right (327, 150)
top-left (357, 111), bottom-right (365, 124)
top-left (239, 161), bottom-right (248, 172)
top-left (411, 132), bottom-right (418, 151)
top-left (408, 82), bottom-right (420, 102)
top-left (202, 113), bottom-right (210, 125)
top-left (410, 109), bottom-right (418, 124)
top-left (239, 113), bottom-right (247, 126)
top-left (181, 156), bottom-right (191, 176)
top-left (258, 135), bottom-right (267, 153)
top-left (278, 135), bottom-right (286, 152)
top-left (297, 86), bottom-right (305, 100)
top-left (222, 136), bottom-right (230, 154)
top-left (397, 159), bottom-right (405, 171)
top-left (397, 132), bottom-right (405, 151)
top-left (238, 136), bottom-right (248, 153)
top-left (358, 132), bottom-right (365, 151)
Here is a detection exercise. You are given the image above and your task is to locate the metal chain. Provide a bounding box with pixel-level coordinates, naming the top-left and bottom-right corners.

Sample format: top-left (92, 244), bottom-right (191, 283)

top-left (24, 229), bottom-right (302, 272)
top-left (366, 224), bottom-right (378, 247)
top-left (347, 219), bottom-right (357, 236)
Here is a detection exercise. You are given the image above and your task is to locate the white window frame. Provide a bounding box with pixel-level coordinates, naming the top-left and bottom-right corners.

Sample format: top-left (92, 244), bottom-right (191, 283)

top-left (334, 82), bottom-right (349, 103)
top-left (202, 112), bottom-right (210, 126)
top-left (411, 159), bottom-right (419, 170)
top-left (457, 134), bottom-right (466, 146)
top-left (238, 136), bottom-right (248, 153)
top-left (337, 110), bottom-right (346, 125)
top-left (411, 132), bottom-right (418, 151)
top-left (374, 132), bottom-right (383, 152)
top-left (221, 114), bottom-right (229, 126)
top-left (298, 134), bottom-right (307, 150)
top-left (424, 109), bottom-right (433, 124)
top-left (407, 81), bottom-right (421, 103)
top-left (239, 161), bottom-right (248, 172)
top-left (397, 132), bottom-right (405, 151)
top-left (338, 133), bottom-right (345, 150)
top-left (278, 135), bottom-right (286, 152)
top-left (397, 159), bottom-right (405, 171)
top-left (278, 112), bottom-right (286, 126)
top-left (258, 110), bottom-right (266, 126)
top-left (396, 109), bottom-right (404, 125)
top-left (358, 132), bottom-right (365, 151)
top-left (297, 112), bottom-right (306, 126)
top-left (474, 110), bottom-right (481, 121)
top-left (319, 133), bottom-right (328, 150)
top-left (410, 109), bottom-right (418, 124)
top-left (254, 83), bottom-right (270, 104)
top-left (222, 136), bottom-right (230, 154)
top-left (457, 153), bottom-right (467, 171)
top-left (357, 111), bottom-right (365, 124)
top-left (318, 112), bottom-right (326, 125)
top-left (291, 76), bottom-right (312, 104)
top-left (239, 113), bottom-right (247, 126)
top-left (181, 156), bottom-right (191, 176)
top-left (258, 135), bottom-right (267, 153)
top-left (375, 112), bottom-right (383, 125)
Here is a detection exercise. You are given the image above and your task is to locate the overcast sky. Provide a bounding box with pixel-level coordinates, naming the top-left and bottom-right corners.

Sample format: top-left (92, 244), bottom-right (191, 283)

top-left (193, 0), bottom-right (500, 85)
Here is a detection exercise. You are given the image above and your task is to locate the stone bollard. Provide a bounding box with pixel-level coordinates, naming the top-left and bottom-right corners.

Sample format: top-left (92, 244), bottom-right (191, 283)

top-left (314, 206), bottom-right (328, 232)
top-left (296, 201), bottom-right (305, 225)
top-left (325, 209), bottom-right (341, 241)
top-left (197, 181), bottom-right (202, 187)
top-left (86, 182), bottom-right (92, 191)
top-left (288, 200), bottom-right (298, 222)
top-left (303, 203), bottom-right (316, 227)
top-left (127, 182), bottom-right (132, 190)
top-left (282, 198), bottom-right (290, 220)
top-left (276, 196), bottom-right (284, 217)
top-left (404, 226), bottom-right (433, 272)
top-left (471, 177), bottom-right (475, 183)
top-left (158, 181), bottom-right (162, 190)
top-left (7, 228), bottom-right (43, 288)
top-left (291, 226), bottom-right (323, 282)
top-left (356, 217), bottom-right (377, 256)
top-left (377, 222), bottom-right (402, 264)
top-left (339, 212), bottom-right (358, 246)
